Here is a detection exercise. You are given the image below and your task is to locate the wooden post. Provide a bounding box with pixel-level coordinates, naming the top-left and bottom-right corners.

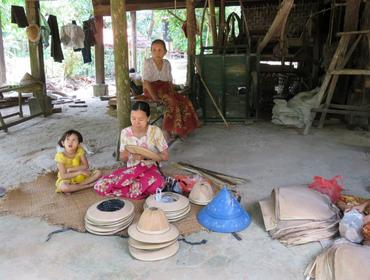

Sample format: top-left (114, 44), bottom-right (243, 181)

top-left (130, 11), bottom-right (137, 70)
top-left (25, 0), bottom-right (45, 83)
top-left (208, 0), bottom-right (217, 48)
top-left (25, 0), bottom-right (49, 116)
top-left (93, 16), bottom-right (108, 96)
top-left (217, 0), bottom-right (226, 50)
top-left (95, 16), bottom-right (105, 84)
top-left (186, 0), bottom-right (196, 98)
top-left (111, 0), bottom-right (131, 132)
top-left (0, 13), bottom-right (6, 85)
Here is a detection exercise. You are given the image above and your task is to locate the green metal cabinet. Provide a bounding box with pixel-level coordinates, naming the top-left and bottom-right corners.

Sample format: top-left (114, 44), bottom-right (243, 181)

top-left (196, 53), bottom-right (258, 122)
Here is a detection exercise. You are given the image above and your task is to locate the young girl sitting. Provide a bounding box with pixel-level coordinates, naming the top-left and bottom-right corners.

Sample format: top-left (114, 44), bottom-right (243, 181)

top-left (94, 101), bottom-right (169, 199)
top-left (55, 129), bottom-right (102, 194)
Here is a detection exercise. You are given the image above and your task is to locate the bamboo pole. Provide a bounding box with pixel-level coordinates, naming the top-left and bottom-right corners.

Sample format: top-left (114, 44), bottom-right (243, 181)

top-left (130, 11), bottom-right (137, 70)
top-left (111, 0), bottom-right (131, 133)
top-left (208, 0), bottom-right (217, 48)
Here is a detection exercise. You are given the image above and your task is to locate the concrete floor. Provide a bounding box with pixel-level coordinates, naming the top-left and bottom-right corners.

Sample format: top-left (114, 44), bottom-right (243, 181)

top-left (1, 97), bottom-right (370, 279)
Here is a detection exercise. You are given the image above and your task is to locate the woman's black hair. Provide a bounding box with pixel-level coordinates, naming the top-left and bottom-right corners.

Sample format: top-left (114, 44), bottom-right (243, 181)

top-left (131, 101), bottom-right (151, 117)
top-left (58, 129), bottom-right (83, 147)
top-left (151, 39), bottom-right (167, 52)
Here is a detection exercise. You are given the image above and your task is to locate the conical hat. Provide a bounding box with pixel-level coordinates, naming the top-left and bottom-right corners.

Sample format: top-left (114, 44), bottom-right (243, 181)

top-left (197, 187), bottom-right (251, 233)
top-left (129, 241), bottom-right (179, 261)
top-left (189, 181), bottom-right (214, 205)
top-left (128, 207), bottom-right (179, 243)
top-left (19, 72), bottom-right (38, 86)
top-left (137, 207), bottom-right (170, 234)
top-left (26, 23), bottom-right (41, 43)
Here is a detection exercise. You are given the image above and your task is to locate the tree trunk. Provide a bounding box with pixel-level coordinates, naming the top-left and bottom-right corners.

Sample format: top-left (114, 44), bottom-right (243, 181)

top-left (111, 0), bottom-right (131, 132)
top-left (0, 13), bottom-right (6, 85)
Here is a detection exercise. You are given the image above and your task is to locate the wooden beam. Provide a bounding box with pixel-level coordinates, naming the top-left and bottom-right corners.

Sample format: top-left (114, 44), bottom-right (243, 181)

top-left (330, 69), bottom-right (370, 75)
top-left (256, 0), bottom-right (294, 54)
top-left (94, 2), bottom-right (187, 16)
top-left (111, 0), bottom-right (131, 132)
top-left (94, 16), bottom-right (105, 84)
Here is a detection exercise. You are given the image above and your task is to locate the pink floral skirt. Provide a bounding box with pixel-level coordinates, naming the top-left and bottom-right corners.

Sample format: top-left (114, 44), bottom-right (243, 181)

top-left (93, 163), bottom-right (165, 199)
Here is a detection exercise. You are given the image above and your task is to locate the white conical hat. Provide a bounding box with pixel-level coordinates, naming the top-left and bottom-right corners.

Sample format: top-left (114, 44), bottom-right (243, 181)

top-left (189, 181), bottom-right (214, 205)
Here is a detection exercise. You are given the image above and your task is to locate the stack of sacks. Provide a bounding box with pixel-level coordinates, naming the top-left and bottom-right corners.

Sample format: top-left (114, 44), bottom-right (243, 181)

top-left (304, 241), bottom-right (370, 280)
top-left (145, 192), bottom-right (190, 222)
top-left (259, 185), bottom-right (340, 246)
top-left (128, 207), bottom-right (180, 261)
top-left (85, 199), bottom-right (134, 235)
top-left (189, 181), bottom-right (214, 205)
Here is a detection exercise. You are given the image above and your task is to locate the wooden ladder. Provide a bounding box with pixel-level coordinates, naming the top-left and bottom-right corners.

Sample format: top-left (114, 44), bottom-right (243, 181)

top-left (304, 30), bottom-right (370, 135)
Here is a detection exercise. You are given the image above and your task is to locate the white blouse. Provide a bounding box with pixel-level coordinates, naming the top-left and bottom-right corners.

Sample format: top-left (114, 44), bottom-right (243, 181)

top-left (142, 58), bottom-right (173, 82)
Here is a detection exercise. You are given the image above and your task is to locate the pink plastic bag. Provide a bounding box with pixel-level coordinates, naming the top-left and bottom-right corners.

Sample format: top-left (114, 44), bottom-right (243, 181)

top-left (308, 175), bottom-right (343, 203)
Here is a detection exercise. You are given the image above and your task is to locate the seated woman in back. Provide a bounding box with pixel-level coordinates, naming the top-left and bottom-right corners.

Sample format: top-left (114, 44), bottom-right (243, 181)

top-left (142, 39), bottom-right (200, 139)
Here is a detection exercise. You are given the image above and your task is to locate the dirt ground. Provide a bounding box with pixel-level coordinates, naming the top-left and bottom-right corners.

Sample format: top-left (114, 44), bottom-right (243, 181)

top-left (1, 86), bottom-right (370, 279)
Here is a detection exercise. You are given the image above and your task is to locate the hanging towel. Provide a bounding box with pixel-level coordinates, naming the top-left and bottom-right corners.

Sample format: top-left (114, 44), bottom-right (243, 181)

top-left (11, 6), bottom-right (29, 28)
top-left (47, 15), bottom-right (64, 63)
top-left (40, 13), bottom-right (51, 48)
top-left (60, 23), bottom-right (85, 49)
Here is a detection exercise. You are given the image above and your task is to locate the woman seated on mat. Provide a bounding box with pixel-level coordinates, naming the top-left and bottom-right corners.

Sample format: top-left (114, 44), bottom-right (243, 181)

top-left (142, 39), bottom-right (200, 139)
top-left (94, 101), bottom-right (169, 199)
top-left (55, 129), bottom-right (102, 194)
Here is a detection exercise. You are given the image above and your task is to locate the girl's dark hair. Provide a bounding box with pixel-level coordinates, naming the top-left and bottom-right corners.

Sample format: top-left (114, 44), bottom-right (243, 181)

top-left (151, 39), bottom-right (167, 52)
top-left (58, 129), bottom-right (83, 147)
top-left (132, 101), bottom-right (151, 117)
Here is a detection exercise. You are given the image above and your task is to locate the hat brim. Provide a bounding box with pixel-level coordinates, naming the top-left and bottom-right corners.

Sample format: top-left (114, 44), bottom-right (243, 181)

top-left (86, 199), bottom-right (134, 223)
top-left (128, 222), bottom-right (179, 243)
top-left (125, 145), bottom-right (161, 162)
top-left (85, 215), bottom-right (134, 233)
top-left (145, 192), bottom-right (189, 212)
top-left (197, 209), bottom-right (251, 233)
top-left (128, 237), bottom-right (177, 250)
top-left (129, 241), bottom-right (179, 261)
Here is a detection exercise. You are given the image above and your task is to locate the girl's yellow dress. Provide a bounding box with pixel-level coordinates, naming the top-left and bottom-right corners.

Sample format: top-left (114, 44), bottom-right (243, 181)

top-left (54, 147), bottom-right (87, 192)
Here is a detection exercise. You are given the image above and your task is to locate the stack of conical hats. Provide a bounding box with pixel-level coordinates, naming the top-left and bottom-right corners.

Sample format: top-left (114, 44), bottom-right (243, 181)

top-left (85, 199), bottom-right (134, 235)
top-left (128, 207), bottom-right (180, 261)
top-left (197, 187), bottom-right (251, 233)
top-left (189, 181), bottom-right (214, 205)
top-left (145, 192), bottom-right (190, 222)
top-left (259, 185), bottom-right (340, 246)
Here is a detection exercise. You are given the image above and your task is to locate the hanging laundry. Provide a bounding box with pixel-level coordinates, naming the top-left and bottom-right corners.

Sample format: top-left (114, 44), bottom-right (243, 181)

top-left (47, 15), bottom-right (64, 63)
top-left (40, 13), bottom-right (51, 48)
top-left (11, 6), bottom-right (29, 28)
top-left (60, 23), bottom-right (85, 49)
top-left (80, 18), bottom-right (97, 63)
